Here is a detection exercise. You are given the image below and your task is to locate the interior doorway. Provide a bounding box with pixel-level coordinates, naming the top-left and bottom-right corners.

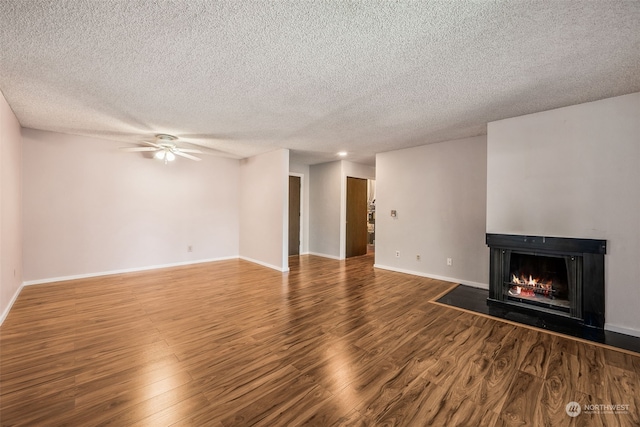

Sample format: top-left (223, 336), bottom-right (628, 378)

top-left (367, 179), bottom-right (375, 253)
top-left (288, 175), bottom-right (301, 256)
top-left (346, 177), bottom-right (368, 258)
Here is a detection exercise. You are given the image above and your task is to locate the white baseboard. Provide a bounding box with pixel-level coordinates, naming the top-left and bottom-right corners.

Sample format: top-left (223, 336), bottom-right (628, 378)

top-left (22, 257), bottom-right (238, 286)
top-left (373, 263), bottom-right (489, 290)
top-left (374, 265), bottom-right (640, 338)
top-left (239, 256), bottom-right (289, 273)
top-left (605, 323), bottom-right (640, 338)
top-left (10, 257), bottom-right (640, 340)
top-left (307, 252), bottom-right (342, 260)
top-left (0, 282), bottom-right (25, 326)
top-left (7, 256), bottom-right (289, 325)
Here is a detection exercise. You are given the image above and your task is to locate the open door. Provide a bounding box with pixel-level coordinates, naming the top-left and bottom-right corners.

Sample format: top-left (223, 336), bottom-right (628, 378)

top-left (288, 175), bottom-right (301, 256)
top-left (346, 177), bottom-right (368, 257)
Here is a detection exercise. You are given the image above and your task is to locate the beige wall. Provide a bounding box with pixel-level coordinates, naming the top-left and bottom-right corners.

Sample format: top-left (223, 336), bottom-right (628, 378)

top-left (0, 91), bottom-right (23, 322)
top-left (375, 135), bottom-right (489, 287)
top-left (22, 129), bottom-right (240, 282)
top-left (309, 161), bottom-right (342, 259)
top-left (487, 92), bottom-right (640, 336)
top-left (239, 149), bottom-right (289, 271)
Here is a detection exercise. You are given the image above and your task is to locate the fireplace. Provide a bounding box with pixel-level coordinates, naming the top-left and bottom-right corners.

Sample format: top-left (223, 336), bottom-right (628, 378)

top-left (486, 234), bottom-right (606, 329)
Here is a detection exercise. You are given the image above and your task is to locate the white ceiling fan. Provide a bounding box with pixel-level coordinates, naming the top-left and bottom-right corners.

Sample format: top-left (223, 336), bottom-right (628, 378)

top-left (120, 134), bottom-right (203, 163)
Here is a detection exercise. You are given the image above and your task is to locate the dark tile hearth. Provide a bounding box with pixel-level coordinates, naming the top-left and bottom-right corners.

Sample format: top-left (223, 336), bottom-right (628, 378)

top-left (437, 285), bottom-right (640, 354)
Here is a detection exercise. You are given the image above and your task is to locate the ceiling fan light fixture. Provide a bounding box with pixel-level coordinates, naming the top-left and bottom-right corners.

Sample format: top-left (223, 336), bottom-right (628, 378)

top-left (121, 134), bottom-right (204, 163)
top-left (156, 134), bottom-right (178, 142)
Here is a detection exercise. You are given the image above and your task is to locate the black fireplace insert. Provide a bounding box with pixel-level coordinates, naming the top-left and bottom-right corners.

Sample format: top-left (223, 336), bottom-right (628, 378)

top-left (486, 234), bottom-right (606, 329)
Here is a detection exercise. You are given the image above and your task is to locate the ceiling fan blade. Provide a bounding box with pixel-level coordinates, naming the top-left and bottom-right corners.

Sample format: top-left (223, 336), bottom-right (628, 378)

top-left (119, 147), bottom-right (158, 152)
top-left (177, 148), bottom-right (203, 154)
top-left (140, 140), bottom-right (162, 148)
top-left (174, 151), bottom-right (202, 161)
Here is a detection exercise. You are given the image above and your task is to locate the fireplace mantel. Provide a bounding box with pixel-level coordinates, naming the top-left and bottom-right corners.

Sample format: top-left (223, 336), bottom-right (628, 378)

top-left (486, 234), bottom-right (606, 255)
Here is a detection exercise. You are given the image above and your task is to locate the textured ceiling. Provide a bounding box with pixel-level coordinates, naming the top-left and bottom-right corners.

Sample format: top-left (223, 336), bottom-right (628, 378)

top-left (1, 1), bottom-right (639, 165)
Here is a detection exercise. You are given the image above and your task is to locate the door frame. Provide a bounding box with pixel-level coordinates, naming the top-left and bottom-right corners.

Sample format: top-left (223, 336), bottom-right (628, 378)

top-left (289, 173), bottom-right (304, 256)
top-left (345, 176), bottom-right (369, 258)
top-left (340, 173), bottom-right (375, 259)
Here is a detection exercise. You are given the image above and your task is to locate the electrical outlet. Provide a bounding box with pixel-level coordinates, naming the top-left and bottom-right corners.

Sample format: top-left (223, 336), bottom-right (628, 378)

top-left (188, 245), bottom-right (193, 252)
top-left (396, 250), bottom-right (400, 258)
top-left (416, 254), bottom-right (421, 261)
top-left (447, 257), bottom-right (452, 266)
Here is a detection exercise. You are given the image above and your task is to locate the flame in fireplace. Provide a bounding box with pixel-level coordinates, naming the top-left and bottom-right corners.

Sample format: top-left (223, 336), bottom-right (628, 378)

top-left (509, 274), bottom-right (553, 297)
top-left (512, 274), bottom-right (537, 286)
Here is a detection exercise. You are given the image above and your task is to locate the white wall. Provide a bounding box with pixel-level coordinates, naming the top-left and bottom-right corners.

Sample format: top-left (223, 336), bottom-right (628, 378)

top-left (343, 161), bottom-right (376, 181)
top-left (239, 149), bottom-right (289, 271)
top-left (309, 161), bottom-right (342, 258)
top-left (289, 162), bottom-right (310, 254)
top-left (22, 129), bottom-right (240, 282)
top-left (0, 91), bottom-right (23, 323)
top-left (487, 92), bottom-right (640, 336)
top-left (375, 135), bottom-right (489, 288)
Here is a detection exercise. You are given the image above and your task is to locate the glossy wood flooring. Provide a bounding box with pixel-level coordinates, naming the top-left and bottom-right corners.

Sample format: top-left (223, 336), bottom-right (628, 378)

top-left (1, 255), bottom-right (639, 426)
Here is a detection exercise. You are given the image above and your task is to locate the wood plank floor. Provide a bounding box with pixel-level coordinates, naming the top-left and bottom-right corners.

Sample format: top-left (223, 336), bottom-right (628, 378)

top-left (1, 254), bottom-right (639, 426)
